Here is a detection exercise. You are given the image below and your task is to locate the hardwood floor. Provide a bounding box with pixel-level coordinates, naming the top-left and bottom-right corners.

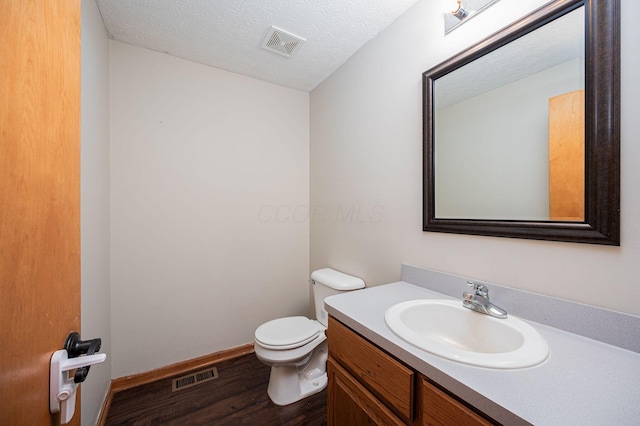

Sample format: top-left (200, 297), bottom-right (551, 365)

top-left (104, 353), bottom-right (327, 425)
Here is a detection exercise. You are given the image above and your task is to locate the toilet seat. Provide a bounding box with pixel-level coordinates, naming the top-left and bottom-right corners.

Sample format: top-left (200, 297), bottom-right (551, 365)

top-left (255, 316), bottom-right (324, 350)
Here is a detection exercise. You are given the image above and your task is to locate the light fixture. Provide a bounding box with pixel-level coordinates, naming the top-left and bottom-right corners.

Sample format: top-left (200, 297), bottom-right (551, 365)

top-left (443, 0), bottom-right (469, 20)
top-left (443, 0), bottom-right (501, 34)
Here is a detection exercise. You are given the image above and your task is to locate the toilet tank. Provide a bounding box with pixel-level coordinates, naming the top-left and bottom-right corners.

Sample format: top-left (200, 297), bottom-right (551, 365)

top-left (311, 268), bottom-right (365, 327)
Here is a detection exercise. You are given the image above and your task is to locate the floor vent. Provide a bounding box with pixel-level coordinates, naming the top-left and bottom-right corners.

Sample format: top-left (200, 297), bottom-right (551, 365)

top-left (171, 367), bottom-right (218, 392)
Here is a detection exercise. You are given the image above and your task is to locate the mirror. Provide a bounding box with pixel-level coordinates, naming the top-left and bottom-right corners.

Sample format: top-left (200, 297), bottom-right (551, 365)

top-left (423, 0), bottom-right (620, 245)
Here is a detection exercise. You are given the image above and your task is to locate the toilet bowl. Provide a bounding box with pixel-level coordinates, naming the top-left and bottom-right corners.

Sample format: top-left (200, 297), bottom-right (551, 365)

top-left (254, 268), bottom-right (365, 406)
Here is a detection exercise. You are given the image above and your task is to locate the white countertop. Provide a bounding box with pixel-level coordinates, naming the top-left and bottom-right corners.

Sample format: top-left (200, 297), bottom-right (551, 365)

top-left (325, 281), bottom-right (640, 426)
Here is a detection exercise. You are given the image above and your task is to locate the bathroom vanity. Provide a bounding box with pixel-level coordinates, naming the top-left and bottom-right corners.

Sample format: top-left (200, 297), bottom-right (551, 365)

top-left (325, 265), bottom-right (640, 426)
top-left (328, 316), bottom-right (494, 425)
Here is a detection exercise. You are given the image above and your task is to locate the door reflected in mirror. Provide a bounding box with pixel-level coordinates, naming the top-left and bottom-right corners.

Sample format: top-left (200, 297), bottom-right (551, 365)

top-left (434, 7), bottom-right (584, 221)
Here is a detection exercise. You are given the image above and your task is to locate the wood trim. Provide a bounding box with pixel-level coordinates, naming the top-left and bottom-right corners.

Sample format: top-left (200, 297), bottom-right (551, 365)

top-left (111, 343), bottom-right (254, 393)
top-left (96, 381), bottom-right (114, 426)
top-left (100, 344), bottom-right (255, 423)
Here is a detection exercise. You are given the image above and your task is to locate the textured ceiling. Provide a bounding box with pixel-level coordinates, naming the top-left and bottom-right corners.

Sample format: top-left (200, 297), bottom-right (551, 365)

top-left (96, 0), bottom-right (421, 92)
top-left (436, 6), bottom-right (584, 109)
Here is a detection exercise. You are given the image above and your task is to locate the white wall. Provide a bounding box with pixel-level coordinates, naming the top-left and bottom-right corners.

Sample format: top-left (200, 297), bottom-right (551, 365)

top-left (80, 0), bottom-right (112, 423)
top-left (310, 0), bottom-right (640, 316)
top-left (110, 41), bottom-right (310, 377)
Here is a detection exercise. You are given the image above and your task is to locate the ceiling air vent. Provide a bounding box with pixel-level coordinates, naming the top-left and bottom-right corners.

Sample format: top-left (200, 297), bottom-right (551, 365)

top-left (261, 26), bottom-right (305, 58)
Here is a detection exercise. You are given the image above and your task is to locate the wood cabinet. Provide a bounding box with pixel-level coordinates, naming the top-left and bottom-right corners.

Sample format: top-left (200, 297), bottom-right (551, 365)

top-left (419, 378), bottom-right (494, 426)
top-left (327, 317), bottom-right (497, 426)
top-left (327, 358), bottom-right (405, 426)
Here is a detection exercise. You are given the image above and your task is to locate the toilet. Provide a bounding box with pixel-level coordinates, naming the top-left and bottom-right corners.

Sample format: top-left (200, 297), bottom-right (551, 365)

top-left (254, 268), bottom-right (365, 406)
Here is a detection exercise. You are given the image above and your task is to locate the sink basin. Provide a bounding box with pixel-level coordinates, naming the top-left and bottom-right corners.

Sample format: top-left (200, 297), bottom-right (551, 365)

top-left (385, 299), bottom-right (548, 369)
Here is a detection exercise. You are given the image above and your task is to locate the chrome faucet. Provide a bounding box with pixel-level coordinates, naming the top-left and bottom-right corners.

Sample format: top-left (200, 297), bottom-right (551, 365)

top-left (463, 281), bottom-right (508, 319)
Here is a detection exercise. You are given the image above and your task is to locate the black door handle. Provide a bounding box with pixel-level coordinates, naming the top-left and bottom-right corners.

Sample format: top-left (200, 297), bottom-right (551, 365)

top-left (64, 332), bottom-right (102, 383)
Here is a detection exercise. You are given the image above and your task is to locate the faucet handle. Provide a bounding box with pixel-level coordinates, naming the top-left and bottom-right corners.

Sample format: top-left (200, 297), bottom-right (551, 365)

top-left (467, 281), bottom-right (488, 297)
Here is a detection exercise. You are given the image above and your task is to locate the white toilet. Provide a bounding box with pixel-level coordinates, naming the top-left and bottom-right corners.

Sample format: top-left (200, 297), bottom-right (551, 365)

top-left (254, 268), bottom-right (365, 406)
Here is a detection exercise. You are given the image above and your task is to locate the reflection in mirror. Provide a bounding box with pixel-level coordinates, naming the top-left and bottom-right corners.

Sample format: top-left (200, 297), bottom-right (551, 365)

top-left (434, 7), bottom-right (584, 221)
top-left (423, 0), bottom-right (620, 245)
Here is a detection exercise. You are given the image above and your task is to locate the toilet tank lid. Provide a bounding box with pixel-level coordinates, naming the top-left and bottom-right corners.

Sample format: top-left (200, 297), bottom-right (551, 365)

top-left (311, 268), bottom-right (365, 290)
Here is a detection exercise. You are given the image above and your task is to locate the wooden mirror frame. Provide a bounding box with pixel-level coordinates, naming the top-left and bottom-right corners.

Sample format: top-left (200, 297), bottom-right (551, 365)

top-left (423, 0), bottom-right (620, 245)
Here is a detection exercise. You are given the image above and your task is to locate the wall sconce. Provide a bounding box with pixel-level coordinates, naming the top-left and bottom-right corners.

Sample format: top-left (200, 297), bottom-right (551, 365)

top-left (443, 0), bottom-right (501, 34)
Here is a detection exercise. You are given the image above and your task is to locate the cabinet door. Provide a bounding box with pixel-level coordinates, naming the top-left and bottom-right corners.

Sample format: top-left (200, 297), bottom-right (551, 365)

top-left (420, 378), bottom-right (495, 426)
top-left (328, 358), bottom-right (405, 426)
top-left (329, 317), bottom-right (414, 421)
